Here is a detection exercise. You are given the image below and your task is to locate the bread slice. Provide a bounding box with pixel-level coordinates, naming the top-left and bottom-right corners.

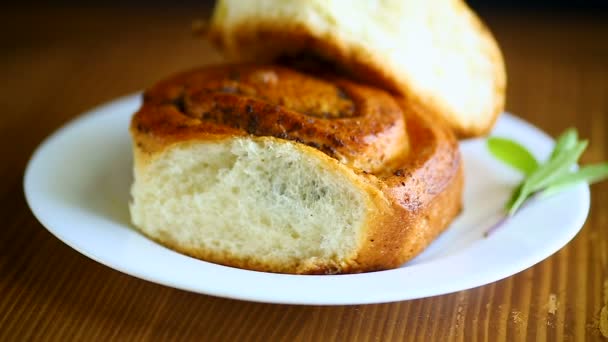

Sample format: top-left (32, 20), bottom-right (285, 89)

top-left (206, 0), bottom-right (506, 137)
top-left (129, 64), bottom-right (463, 274)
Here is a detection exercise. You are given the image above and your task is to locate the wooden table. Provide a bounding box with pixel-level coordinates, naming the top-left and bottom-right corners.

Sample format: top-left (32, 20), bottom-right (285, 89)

top-left (1, 6), bottom-right (607, 341)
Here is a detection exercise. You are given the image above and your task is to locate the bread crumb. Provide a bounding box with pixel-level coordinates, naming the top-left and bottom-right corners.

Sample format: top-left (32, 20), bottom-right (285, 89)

top-left (604, 280), bottom-right (608, 305)
top-left (547, 293), bottom-right (558, 315)
top-left (455, 304), bottom-right (464, 329)
top-left (601, 280), bottom-right (608, 337)
top-left (600, 306), bottom-right (608, 338)
top-left (511, 310), bottom-right (523, 325)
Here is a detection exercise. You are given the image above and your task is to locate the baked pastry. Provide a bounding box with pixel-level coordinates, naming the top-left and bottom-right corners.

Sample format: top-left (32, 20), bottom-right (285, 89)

top-left (130, 64), bottom-right (463, 274)
top-left (206, 0), bottom-right (506, 137)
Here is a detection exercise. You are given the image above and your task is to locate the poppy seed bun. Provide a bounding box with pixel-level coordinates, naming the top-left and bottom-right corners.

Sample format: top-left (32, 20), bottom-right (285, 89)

top-left (129, 65), bottom-right (463, 274)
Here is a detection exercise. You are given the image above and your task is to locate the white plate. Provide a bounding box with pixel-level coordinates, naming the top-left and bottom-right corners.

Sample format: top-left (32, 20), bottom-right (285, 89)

top-left (24, 94), bottom-right (590, 305)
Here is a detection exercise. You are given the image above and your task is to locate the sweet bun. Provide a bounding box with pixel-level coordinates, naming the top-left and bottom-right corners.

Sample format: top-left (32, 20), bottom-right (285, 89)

top-left (129, 64), bottom-right (463, 274)
top-left (206, 0), bottom-right (506, 137)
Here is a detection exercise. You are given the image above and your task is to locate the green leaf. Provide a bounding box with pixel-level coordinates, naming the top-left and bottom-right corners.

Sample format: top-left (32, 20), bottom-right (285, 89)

top-left (526, 140), bottom-right (588, 193)
top-left (506, 183), bottom-right (523, 209)
top-left (487, 126), bottom-right (608, 235)
top-left (542, 163), bottom-right (608, 197)
top-left (506, 139), bottom-right (587, 215)
top-left (550, 128), bottom-right (578, 160)
top-left (487, 137), bottom-right (539, 175)
top-left (507, 181), bottom-right (532, 215)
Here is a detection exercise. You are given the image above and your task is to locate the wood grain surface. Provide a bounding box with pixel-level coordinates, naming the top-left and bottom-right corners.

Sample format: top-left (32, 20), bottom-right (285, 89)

top-left (1, 6), bottom-right (607, 341)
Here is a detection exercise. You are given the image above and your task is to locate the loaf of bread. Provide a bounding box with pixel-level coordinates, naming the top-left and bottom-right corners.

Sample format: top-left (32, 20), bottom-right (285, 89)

top-left (129, 64), bottom-right (463, 274)
top-left (206, 0), bottom-right (506, 137)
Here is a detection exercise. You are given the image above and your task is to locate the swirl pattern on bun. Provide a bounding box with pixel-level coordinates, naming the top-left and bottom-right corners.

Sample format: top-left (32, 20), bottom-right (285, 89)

top-left (130, 64), bottom-right (463, 274)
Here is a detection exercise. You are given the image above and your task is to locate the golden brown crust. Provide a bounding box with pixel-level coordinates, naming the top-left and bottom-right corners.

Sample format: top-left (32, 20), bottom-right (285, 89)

top-left (132, 64), bottom-right (408, 173)
top-left (353, 103), bottom-right (463, 272)
top-left (131, 64), bottom-right (463, 274)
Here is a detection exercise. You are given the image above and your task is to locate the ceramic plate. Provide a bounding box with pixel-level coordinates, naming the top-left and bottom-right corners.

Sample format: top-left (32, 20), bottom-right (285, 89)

top-left (24, 94), bottom-right (590, 305)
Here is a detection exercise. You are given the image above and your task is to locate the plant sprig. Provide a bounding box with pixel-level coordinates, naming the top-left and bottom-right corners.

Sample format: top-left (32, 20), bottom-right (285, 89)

top-left (487, 128), bottom-right (608, 218)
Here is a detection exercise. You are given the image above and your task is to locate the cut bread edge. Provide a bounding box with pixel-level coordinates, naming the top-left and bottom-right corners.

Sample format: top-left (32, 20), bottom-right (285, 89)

top-left (130, 136), bottom-right (388, 274)
top-left (129, 133), bottom-right (463, 274)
